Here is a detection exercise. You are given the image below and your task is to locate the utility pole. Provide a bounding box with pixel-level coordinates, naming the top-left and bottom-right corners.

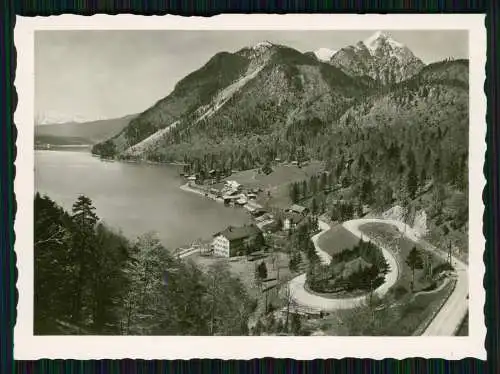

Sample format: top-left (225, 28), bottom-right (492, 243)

top-left (264, 288), bottom-right (268, 313)
top-left (210, 274), bottom-right (216, 335)
top-left (369, 279), bottom-right (374, 307)
top-left (448, 240), bottom-right (452, 266)
top-left (369, 279), bottom-right (375, 324)
top-left (285, 286), bottom-right (291, 332)
top-left (427, 253), bottom-right (433, 279)
top-left (429, 254), bottom-right (433, 277)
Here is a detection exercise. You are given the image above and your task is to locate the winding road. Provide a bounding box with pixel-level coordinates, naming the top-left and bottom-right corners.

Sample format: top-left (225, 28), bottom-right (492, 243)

top-left (288, 218), bottom-right (469, 336)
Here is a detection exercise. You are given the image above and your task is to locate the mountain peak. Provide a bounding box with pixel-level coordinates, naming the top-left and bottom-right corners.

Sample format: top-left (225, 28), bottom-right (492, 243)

top-left (364, 30), bottom-right (389, 42)
top-left (235, 41), bottom-right (277, 65)
top-left (363, 31), bottom-right (404, 54)
top-left (330, 31), bottom-right (424, 85)
top-left (252, 41), bottom-right (273, 50)
top-left (313, 47), bottom-right (338, 62)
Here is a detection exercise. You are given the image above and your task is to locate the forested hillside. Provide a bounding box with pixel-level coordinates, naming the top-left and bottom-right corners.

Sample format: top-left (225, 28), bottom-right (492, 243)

top-left (34, 194), bottom-right (255, 335)
top-left (93, 42), bottom-right (374, 162)
top-left (283, 60), bottom-right (468, 253)
top-left (91, 36), bottom-right (469, 253)
top-left (92, 51), bottom-right (252, 157)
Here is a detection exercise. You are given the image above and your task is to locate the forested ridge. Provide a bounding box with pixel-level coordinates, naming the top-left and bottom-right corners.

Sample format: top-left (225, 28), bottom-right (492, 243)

top-left (91, 40), bottom-right (469, 253)
top-left (34, 193), bottom-right (255, 335)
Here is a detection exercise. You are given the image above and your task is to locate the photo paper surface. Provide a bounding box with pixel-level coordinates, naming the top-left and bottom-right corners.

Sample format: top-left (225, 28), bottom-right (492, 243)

top-left (14, 14), bottom-right (486, 359)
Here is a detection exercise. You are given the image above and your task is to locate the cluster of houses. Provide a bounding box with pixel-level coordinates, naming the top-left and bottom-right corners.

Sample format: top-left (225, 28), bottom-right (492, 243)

top-left (219, 180), bottom-right (263, 212)
top-left (210, 203), bottom-right (310, 258)
top-left (282, 204), bottom-right (309, 231)
top-left (185, 173), bottom-right (314, 259)
top-left (187, 177), bottom-right (265, 213)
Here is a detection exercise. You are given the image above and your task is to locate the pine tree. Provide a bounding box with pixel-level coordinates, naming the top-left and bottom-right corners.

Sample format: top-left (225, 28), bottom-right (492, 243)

top-left (433, 154), bottom-right (442, 182)
top-left (419, 167), bottom-right (427, 187)
top-left (301, 180), bottom-right (308, 199)
top-left (405, 246), bottom-right (424, 292)
top-left (336, 156), bottom-right (344, 179)
top-left (360, 178), bottom-right (374, 204)
top-left (34, 194), bottom-right (73, 333)
top-left (331, 203), bottom-right (340, 222)
top-left (311, 197), bottom-right (318, 216)
top-left (289, 251), bottom-right (301, 272)
top-left (70, 195), bottom-right (99, 327)
top-left (407, 163), bottom-right (419, 199)
top-left (319, 172), bottom-right (327, 191)
top-left (122, 232), bottom-right (172, 334)
top-left (257, 261), bottom-right (268, 280)
top-left (291, 313), bottom-right (302, 335)
top-left (91, 223), bottom-right (130, 333)
top-left (289, 182), bottom-right (300, 203)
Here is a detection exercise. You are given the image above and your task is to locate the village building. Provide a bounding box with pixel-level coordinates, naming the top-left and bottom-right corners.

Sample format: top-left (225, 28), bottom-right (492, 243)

top-left (223, 195), bottom-right (240, 206)
top-left (235, 196), bottom-right (248, 207)
top-left (287, 204), bottom-right (309, 216)
top-left (211, 224), bottom-right (263, 257)
top-left (224, 180), bottom-right (242, 191)
top-left (252, 208), bottom-right (267, 218)
top-left (245, 199), bottom-right (263, 211)
top-left (224, 188), bottom-right (239, 197)
top-left (283, 212), bottom-right (304, 231)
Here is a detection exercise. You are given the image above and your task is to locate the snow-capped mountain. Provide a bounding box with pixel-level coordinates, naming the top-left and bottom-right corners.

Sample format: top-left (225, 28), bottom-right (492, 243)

top-left (363, 30), bottom-right (404, 54)
top-left (313, 48), bottom-right (337, 62)
top-left (252, 40), bottom-right (273, 50)
top-left (92, 37), bottom-right (466, 162)
top-left (329, 31), bottom-right (425, 85)
top-left (36, 112), bottom-right (104, 126)
top-left (238, 41), bottom-right (275, 58)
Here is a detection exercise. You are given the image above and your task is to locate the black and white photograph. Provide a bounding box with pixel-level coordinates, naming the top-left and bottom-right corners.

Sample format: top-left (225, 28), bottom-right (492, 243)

top-left (14, 14), bottom-right (486, 360)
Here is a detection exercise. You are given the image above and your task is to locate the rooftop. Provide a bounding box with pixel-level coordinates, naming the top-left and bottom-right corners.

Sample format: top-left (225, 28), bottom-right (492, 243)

top-left (215, 224), bottom-right (261, 241)
top-left (289, 204), bottom-right (308, 214)
top-left (285, 212), bottom-right (305, 224)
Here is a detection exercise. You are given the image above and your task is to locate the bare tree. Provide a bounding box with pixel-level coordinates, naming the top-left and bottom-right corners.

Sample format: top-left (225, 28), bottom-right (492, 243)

top-left (34, 225), bottom-right (67, 248)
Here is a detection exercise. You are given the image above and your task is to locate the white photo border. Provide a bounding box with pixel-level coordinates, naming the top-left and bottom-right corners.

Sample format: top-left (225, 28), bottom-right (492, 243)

top-left (14, 14), bottom-right (487, 360)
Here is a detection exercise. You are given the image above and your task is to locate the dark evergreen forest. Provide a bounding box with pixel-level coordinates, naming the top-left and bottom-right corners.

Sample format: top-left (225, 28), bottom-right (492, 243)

top-left (34, 193), bottom-right (255, 335)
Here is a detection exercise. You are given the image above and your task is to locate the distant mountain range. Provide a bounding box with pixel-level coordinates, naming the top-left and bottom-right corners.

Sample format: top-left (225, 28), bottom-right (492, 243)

top-left (35, 114), bottom-right (137, 145)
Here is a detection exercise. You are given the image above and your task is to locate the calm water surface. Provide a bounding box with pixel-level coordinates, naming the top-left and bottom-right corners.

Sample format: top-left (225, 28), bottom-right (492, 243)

top-left (35, 150), bottom-right (250, 249)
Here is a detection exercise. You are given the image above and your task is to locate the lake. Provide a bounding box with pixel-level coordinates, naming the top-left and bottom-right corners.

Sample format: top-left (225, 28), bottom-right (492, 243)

top-left (35, 150), bottom-right (251, 249)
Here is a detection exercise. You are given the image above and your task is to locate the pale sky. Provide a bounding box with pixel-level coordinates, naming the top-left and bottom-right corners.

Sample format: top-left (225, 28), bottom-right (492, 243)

top-left (35, 30), bottom-right (468, 124)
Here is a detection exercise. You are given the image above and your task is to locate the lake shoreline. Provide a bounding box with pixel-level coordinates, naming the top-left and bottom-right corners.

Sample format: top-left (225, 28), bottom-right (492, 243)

top-left (35, 150), bottom-right (252, 250)
top-left (91, 152), bottom-right (189, 168)
top-left (179, 183), bottom-right (225, 203)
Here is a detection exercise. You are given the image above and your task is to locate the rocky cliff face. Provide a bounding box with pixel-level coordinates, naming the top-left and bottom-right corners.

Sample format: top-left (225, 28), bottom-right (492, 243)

top-left (329, 31), bottom-right (425, 85)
